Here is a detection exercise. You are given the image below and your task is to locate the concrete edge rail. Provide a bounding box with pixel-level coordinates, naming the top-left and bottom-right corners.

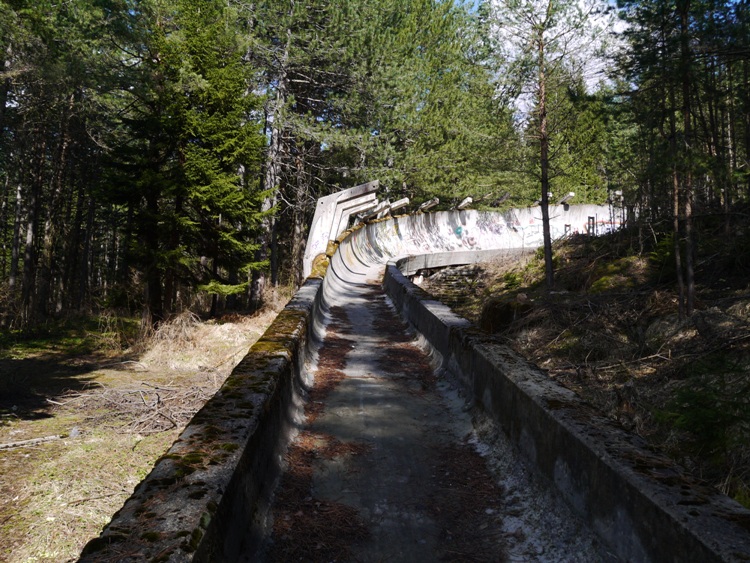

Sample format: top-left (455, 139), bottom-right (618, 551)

top-left (78, 279), bottom-right (323, 562)
top-left (383, 261), bottom-right (750, 563)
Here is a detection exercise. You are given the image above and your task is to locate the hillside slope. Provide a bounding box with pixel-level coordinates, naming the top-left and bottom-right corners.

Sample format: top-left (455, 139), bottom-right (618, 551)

top-left (419, 224), bottom-right (750, 508)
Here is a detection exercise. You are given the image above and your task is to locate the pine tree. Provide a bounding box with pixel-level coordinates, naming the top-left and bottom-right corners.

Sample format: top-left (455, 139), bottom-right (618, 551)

top-left (488, 0), bottom-right (614, 288)
top-left (615, 0), bottom-right (747, 317)
top-left (0, 0), bottom-right (116, 324)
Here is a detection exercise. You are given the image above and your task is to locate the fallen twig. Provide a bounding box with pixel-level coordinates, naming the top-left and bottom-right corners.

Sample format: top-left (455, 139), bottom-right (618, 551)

top-left (0, 435), bottom-right (63, 450)
top-left (596, 352), bottom-right (673, 371)
top-left (66, 490), bottom-right (126, 506)
top-left (46, 397), bottom-right (74, 406)
top-left (99, 360), bottom-right (148, 370)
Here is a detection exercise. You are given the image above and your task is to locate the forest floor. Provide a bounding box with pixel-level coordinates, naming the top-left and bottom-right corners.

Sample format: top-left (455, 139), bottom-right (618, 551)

top-left (0, 305), bottom-right (281, 562)
top-left (4, 222), bottom-right (750, 562)
top-left (419, 223), bottom-right (750, 510)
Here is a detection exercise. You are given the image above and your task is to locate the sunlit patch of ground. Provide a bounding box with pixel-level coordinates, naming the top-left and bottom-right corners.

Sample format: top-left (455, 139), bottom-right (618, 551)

top-left (0, 309), bottom-right (278, 562)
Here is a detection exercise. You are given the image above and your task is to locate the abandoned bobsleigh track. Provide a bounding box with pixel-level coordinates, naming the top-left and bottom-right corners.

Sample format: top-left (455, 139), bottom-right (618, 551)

top-left (80, 205), bottom-right (750, 563)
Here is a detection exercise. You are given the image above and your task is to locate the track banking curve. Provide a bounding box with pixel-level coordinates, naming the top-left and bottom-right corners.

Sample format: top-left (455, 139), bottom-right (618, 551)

top-left (323, 205), bottom-right (618, 290)
top-left (311, 207), bottom-right (750, 563)
top-left (79, 206), bottom-right (750, 563)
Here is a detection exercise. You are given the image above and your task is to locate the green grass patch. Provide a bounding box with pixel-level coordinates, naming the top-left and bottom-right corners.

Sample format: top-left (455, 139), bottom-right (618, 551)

top-left (0, 315), bottom-right (141, 359)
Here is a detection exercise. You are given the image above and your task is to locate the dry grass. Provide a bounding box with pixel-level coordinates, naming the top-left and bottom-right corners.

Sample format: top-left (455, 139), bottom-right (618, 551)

top-left (420, 230), bottom-right (750, 508)
top-left (0, 429), bottom-right (175, 562)
top-left (0, 308), bottom-right (277, 562)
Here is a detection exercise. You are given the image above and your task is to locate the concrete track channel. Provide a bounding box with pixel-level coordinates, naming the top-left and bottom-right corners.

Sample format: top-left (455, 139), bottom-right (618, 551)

top-left (262, 275), bottom-right (605, 562)
top-left (80, 209), bottom-right (750, 563)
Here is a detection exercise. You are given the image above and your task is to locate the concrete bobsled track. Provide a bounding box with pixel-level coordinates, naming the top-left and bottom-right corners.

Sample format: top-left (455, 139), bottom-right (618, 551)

top-left (79, 207), bottom-right (750, 562)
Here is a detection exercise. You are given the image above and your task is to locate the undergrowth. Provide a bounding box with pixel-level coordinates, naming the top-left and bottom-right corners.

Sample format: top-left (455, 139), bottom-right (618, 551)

top-left (0, 300), bottom-right (280, 561)
top-left (0, 314), bottom-right (141, 359)
top-left (420, 222), bottom-right (750, 508)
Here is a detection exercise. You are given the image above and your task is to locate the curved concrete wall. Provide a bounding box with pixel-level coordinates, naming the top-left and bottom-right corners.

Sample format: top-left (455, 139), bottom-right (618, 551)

top-left (79, 206), bottom-right (750, 562)
top-left (78, 281), bottom-right (325, 562)
top-left (320, 206), bottom-right (617, 342)
top-left (325, 205), bottom-right (618, 283)
top-left (78, 207), bottom-right (604, 561)
top-left (324, 208), bottom-right (750, 562)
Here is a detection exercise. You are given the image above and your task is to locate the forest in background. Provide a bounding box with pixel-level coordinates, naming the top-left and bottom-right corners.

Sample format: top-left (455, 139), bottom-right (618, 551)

top-left (1, 0), bottom-right (749, 328)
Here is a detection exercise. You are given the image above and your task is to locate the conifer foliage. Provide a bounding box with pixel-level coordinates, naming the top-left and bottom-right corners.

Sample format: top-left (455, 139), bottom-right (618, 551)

top-left (0, 0), bottom-right (522, 324)
top-left (3, 0), bottom-right (744, 325)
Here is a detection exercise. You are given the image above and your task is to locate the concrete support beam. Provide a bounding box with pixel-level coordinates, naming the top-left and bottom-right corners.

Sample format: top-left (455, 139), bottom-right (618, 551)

top-left (418, 198), bottom-right (439, 212)
top-left (303, 181), bottom-right (379, 278)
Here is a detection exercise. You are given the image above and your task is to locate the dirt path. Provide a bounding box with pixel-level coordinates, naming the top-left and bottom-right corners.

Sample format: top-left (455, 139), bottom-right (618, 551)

top-left (263, 282), bottom-right (606, 562)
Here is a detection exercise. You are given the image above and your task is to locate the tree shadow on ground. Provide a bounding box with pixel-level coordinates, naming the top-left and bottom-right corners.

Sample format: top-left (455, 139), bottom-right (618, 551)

top-left (0, 354), bottom-right (113, 421)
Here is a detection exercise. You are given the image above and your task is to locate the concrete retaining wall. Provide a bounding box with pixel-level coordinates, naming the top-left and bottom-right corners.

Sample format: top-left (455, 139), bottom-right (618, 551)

top-left (78, 279), bottom-right (323, 562)
top-left (383, 263), bottom-right (750, 563)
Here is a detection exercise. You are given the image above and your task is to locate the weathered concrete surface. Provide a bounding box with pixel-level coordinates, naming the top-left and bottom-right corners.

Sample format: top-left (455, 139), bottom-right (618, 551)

top-left (396, 249), bottom-right (526, 276)
top-left (263, 281), bottom-right (605, 562)
top-left (307, 201), bottom-right (621, 278)
top-left (303, 181), bottom-right (379, 278)
top-left (322, 207), bottom-right (750, 561)
top-left (78, 206), bottom-right (750, 562)
top-left (78, 281), bottom-right (323, 562)
top-left (322, 206), bottom-right (618, 295)
top-left (262, 283), bottom-right (511, 560)
top-left (383, 263), bottom-right (750, 563)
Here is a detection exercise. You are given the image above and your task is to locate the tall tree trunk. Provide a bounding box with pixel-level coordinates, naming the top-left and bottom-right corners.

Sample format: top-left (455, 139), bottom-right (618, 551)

top-left (0, 47), bottom-right (9, 290)
top-left (250, 25), bottom-right (290, 310)
top-left (291, 150), bottom-right (308, 287)
top-left (537, 28), bottom-right (554, 290)
top-left (669, 87), bottom-right (686, 319)
top-left (9, 181), bottom-right (22, 296)
top-left (270, 208), bottom-right (280, 286)
top-left (21, 138), bottom-right (47, 324)
top-left (679, 0), bottom-right (695, 316)
top-left (22, 187), bottom-right (38, 324)
top-left (143, 189), bottom-right (164, 325)
top-left (0, 175), bottom-right (8, 278)
top-left (0, 44), bottom-right (11, 138)
top-left (66, 183), bottom-right (85, 310)
top-left (209, 251), bottom-right (219, 318)
top-left (163, 193), bottom-right (183, 315)
top-left (250, 119), bottom-right (280, 309)
top-left (744, 59), bottom-right (750, 198)
top-left (726, 61), bottom-right (736, 237)
top-left (672, 168), bottom-right (685, 319)
top-left (78, 197), bottom-right (95, 312)
top-left (37, 94), bottom-right (75, 318)
top-left (119, 203), bottom-right (135, 288)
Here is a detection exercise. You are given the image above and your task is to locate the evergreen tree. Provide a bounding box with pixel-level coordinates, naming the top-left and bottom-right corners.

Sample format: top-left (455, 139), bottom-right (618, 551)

top-left (0, 0), bottom-right (114, 324)
top-left (487, 0), bottom-right (614, 288)
top-left (336, 0), bottom-right (518, 205)
top-left (615, 0), bottom-right (749, 316)
top-left (245, 0), bottom-right (518, 295)
top-left (0, 0), bottom-right (530, 325)
top-left (100, 0), bottom-right (265, 323)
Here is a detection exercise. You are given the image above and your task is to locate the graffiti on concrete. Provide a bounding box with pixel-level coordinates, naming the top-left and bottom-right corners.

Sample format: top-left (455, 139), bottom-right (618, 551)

top-left (304, 183), bottom-right (627, 279)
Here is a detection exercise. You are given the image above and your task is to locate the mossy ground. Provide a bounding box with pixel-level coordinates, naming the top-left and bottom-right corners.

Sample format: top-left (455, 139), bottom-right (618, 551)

top-left (0, 307), bottom-right (278, 562)
top-left (420, 223), bottom-right (750, 508)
